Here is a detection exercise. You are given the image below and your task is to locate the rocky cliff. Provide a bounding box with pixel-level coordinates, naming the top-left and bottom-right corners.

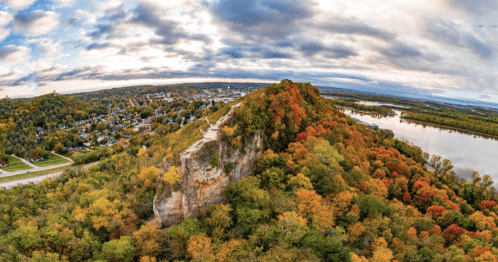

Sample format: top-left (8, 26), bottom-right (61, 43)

top-left (153, 104), bottom-right (264, 225)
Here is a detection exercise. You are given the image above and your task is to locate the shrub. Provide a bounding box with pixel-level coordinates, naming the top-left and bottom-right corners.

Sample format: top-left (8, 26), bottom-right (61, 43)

top-left (210, 153), bottom-right (220, 168)
top-left (224, 162), bottom-right (234, 174)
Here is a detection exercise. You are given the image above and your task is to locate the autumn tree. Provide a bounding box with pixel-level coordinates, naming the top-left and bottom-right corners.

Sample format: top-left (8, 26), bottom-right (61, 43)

top-left (132, 224), bottom-right (165, 258)
top-left (187, 233), bottom-right (215, 262)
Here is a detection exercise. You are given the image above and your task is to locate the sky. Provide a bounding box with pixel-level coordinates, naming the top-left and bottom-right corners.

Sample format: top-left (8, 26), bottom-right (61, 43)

top-left (0, 0), bottom-right (497, 103)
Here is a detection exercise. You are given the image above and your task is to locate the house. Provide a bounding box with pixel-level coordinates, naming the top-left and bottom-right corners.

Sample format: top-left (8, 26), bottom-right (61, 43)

top-left (97, 136), bottom-right (107, 144)
top-left (83, 142), bottom-right (92, 147)
top-left (368, 123), bottom-right (379, 130)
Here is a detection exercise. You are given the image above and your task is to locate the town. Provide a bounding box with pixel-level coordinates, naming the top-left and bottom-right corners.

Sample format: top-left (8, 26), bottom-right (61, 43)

top-left (0, 83), bottom-right (266, 173)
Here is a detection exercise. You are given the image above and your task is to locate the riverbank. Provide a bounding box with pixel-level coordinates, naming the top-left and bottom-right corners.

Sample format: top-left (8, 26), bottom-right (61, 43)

top-left (401, 117), bottom-right (498, 140)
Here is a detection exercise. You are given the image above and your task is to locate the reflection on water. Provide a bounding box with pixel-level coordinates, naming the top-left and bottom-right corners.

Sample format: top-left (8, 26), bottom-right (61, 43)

top-left (342, 109), bottom-right (498, 181)
top-left (356, 101), bottom-right (409, 109)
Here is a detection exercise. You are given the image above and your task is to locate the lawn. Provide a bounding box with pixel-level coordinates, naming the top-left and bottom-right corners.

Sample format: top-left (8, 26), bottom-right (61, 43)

top-left (62, 153), bottom-right (74, 160)
top-left (32, 153), bottom-right (71, 167)
top-left (0, 157), bottom-right (33, 172)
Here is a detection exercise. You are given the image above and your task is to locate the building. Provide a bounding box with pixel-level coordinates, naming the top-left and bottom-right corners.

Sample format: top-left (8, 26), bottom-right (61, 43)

top-left (368, 123), bottom-right (379, 130)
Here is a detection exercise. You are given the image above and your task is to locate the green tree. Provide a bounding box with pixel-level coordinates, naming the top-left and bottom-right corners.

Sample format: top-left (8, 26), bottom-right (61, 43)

top-left (101, 236), bottom-right (136, 262)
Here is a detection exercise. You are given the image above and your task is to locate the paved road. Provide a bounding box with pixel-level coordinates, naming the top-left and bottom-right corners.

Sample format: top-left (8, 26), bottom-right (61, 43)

top-left (0, 171), bottom-right (65, 189)
top-left (0, 162), bottom-right (99, 190)
top-left (0, 154), bottom-right (74, 178)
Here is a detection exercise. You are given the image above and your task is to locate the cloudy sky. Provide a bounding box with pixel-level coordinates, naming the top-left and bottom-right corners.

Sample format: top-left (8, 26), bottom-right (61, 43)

top-left (0, 0), bottom-right (497, 102)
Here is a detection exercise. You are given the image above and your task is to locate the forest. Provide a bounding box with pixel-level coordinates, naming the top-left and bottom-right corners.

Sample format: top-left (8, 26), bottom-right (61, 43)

top-left (402, 111), bottom-right (498, 137)
top-left (1, 81), bottom-right (498, 261)
top-left (329, 100), bottom-right (395, 115)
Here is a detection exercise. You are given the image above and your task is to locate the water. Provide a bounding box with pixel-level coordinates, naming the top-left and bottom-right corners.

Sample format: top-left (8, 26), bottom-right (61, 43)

top-left (342, 109), bottom-right (498, 181)
top-left (356, 101), bottom-right (409, 109)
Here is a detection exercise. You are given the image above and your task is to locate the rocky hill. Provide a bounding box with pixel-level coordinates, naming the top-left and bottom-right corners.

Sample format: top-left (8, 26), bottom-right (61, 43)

top-left (154, 103), bottom-right (264, 225)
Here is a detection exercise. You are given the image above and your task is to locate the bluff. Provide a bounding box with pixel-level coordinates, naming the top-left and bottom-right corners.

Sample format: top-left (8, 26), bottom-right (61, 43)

top-left (153, 103), bottom-right (264, 225)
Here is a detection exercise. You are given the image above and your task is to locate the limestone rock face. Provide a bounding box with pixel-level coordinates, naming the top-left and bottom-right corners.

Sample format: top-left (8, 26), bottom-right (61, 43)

top-left (153, 106), bottom-right (263, 225)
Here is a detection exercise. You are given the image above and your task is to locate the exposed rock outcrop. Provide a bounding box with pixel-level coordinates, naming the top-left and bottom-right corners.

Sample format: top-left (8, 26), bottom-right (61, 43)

top-left (153, 104), bottom-right (264, 225)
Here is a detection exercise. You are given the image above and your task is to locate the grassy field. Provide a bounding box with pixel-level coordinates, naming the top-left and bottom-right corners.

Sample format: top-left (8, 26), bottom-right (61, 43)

top-left (62, 153), bottom-right (74, 160)
top-left (208, 106), bottom-right (232, 124)
top-left (0, 157), bottom-right (33, 172)
top-left (164, 119), bottom-right (208, 164)
top-left (0, 166), bottom-right (68, 183)
top-left (32, 153), bottom-right (71, 167)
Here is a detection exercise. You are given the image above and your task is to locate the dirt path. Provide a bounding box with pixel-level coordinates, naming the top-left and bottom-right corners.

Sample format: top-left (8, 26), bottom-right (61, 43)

top-left (182, 103), bottom-right (241, 158)
top-left (52, 151), bottom-right (74, 163)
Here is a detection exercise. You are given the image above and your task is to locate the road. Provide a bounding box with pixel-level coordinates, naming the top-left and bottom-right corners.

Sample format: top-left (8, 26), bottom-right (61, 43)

top-left (0, 162), bottom-right (99, 190)
top-left (0, 154), bottom-right (74, 178)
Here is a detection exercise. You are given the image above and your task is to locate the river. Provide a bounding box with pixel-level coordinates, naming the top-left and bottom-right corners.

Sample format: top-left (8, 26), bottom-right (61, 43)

top-left (342, 108), bottom-right (498, 181)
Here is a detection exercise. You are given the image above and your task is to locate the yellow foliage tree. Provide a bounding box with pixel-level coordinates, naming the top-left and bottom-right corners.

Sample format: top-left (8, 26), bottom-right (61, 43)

top-left (470, 211), bottom-right (495, 231)
top-left (138, 166), bottom-right (160, 189)
top-left (139, 256), bottom-right (157, 262)
top-left (287, 173), bottom-right (314, 191)
top-left (204, 204), bottom-right (233, 239)
top-left (476, 230), bottom-right (493, 243)
top-left (187, 233), bottom-right (216, 262)
top-left (222, 125), bottom-right (237, 136)
top-left (332, 190), bottom-right (354, 219)
top-left (367, 178), bottom-right (388, 199)
top-left (216, 239), bottom-right (246, 262)
top-left (295, 189), bottom-right (334, 229)
top-left (347, 222), bottom-right (365, 243)
top-left (164, 165), bottom-right (181, 185)
top-left (351, 252), bottom-right (369, 262)
top-left (370, 237), bottom-right (393, 262)
top-left (132, 224), bottom-right (165, 258)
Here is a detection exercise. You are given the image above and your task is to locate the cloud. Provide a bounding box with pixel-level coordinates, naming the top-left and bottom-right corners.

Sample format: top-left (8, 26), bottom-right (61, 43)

top-left (463, 35), bottom-right (492, 59)
top-left (0, 28), bottom-right (10, 42)
top-left (209, 0), bottom-right (316, 39)
top-left (12, 10), bottom-right (60, 36)
top-left (0, 11), bottom-right (13, 26)
top-left (130, 1), bottom-right (210, 45)
top-left (479, 94), bottom-right (491, 100)
top-left (217, 42), bottom-right (294, 59)
top-left (88, 24), bottom-right (115, 39)
top-left (0, 12), bottom-right (12, 41)
top-left (52, 0), bottom-right (75, 8)
top-left (0, 45), bottom-right (30, 63)
top-left (86, 42), bottom-right (112, 50)
top-left (0, 0), bottom-right (36, 10)
top-left (315, 18), bottom-right (396, 40)
top-left (63, 10), bottom-right (89, 26)
top-left (27, 38), bottom-right (62, 57)
top-left (375, 41), bottom-right (447, 74)
top-left (448, 0), bottom-right (498, 15)
top-left (424, 18), bottom-right (493, 59)
top-left (298, 41), bottom-right (358, 58)
top-left (380, 42), bottom-right (422, 59)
